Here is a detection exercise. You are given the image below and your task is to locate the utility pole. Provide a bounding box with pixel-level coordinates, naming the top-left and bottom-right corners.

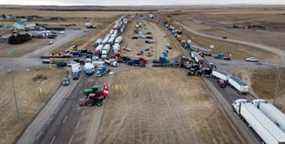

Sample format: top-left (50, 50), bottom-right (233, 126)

top-left (274, 65), bottom-right (281, 104)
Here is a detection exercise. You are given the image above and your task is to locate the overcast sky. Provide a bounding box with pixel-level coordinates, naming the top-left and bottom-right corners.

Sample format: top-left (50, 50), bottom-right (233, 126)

top-left (0, 0), bottom-right (285, 5)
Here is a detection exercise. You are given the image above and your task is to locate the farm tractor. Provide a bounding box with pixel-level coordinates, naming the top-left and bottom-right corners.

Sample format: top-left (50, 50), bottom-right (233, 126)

top-left (79, 82), bottom-right (109, 107)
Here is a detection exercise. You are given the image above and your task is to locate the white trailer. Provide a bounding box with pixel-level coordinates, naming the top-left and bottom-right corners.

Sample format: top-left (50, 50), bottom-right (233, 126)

top-left (253, 99), bottom-right (285, 132)
top-left (102, 34), bottom-right (110, 44)
top-left (233, 99), bottom-right (285, 144)
top-left (108, 36), bottom-right (115, 44)
top-left (71, 63), bottom-right (81, 80)
top-left (112, 44), bottom-right (120, 54)
top-left (71, 63), bottom-right (81, 73)
top-left (115, 36), bottom-right (122, 44)
top-left (212, 70), bottom-right (229, 81)
top-left (228, 76), bottom-right (249, 94)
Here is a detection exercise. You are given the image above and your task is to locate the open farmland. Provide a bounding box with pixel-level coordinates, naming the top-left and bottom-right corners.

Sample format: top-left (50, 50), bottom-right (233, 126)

top-left (0, 67), bottom-right (65, 144)
top-left (171, 8), bottom-right (285, 51)
top-left (164, 14), bottom-right (281, 63)
top-left (94, 68), bottom-right (245, 144)
top-left (0, 5), bottom-right (284, 144)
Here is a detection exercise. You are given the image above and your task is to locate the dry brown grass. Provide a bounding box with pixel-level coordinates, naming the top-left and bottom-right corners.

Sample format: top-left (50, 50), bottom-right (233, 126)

top-left (0, 67), bottom-right (66, 144)
top-left (165, 15), bottom-right (278, 61)
top-left (0, 8), bottom-right (126, 18)
top-left (95, 68), bottom-right (244, 144)
top-left (182, 29), bottom-right (278, 61)
top-left (171, 9), bottom-right (285, 51)
top-left (251, 68), bottom-right (285, 112)
top-left (0, 39), bottom-right (48, 57)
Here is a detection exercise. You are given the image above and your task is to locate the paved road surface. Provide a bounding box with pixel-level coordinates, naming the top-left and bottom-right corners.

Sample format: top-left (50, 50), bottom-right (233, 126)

top-left (0, 58), bottom-right (45, 71)
top-left (22, 30), bottom-right (84, 58)
top-left (204, 78), bottom-right (260, 144)
top-left (0, 30), bottom-right (85, 71)
top-left (17, 80), bottom-right (79, 144)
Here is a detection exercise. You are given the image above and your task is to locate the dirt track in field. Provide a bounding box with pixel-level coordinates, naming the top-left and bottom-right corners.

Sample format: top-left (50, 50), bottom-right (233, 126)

top-left (94, 68), bottom-right (245, 144)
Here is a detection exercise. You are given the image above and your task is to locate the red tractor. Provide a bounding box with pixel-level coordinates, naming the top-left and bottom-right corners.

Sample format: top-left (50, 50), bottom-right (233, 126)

top-left (79, 82), bottom-right (109, 107)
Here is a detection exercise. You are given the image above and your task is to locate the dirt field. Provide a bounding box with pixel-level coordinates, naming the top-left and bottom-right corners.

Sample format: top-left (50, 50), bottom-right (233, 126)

top-left (171, 8), bottom-right (285, 51)
top-left (94, 68), bottom-right (245, 144)
top-left (121, 19), bottom-right (183, 60)
top-left (0, 67), bottom-right (66, 144)
top-left (161, 15), bottom-right (280, 63)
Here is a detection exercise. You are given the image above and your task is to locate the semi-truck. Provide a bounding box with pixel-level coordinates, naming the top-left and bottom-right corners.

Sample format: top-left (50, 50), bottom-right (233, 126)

top-left (253, 99), bottom-right (285, 132)
top-left (228, 76), bottom-right (249, 94)
top-left (233, 99), bottom-right (285, 144)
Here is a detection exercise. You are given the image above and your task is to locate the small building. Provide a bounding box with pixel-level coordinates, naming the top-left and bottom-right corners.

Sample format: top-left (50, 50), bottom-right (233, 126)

top-left (13, 19), bottom-right (36, 30)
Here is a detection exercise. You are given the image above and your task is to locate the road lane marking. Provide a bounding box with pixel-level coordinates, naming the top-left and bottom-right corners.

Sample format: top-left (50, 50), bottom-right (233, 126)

top-left (75, 120), bottom-right (81, 129)
top-left (68, 134), bottom-right (74, 144)
top-left (62, 115), bottom-right (68, 124)
top-left (49, 136), bottom-right (56, 144)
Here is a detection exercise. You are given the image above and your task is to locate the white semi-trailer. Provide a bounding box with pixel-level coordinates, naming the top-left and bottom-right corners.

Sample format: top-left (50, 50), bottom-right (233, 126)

top-left (253, 99), bottom-right (285, 132)
top-left (212, 70), bottom-right (228, 81)
top-left (115, 36), bottom-right (122, 44)
top-left (228, 76), bottom-right (249, 94)
top-left (71, 63), bottom-right (81, 80)
top-left (233, 99), bottom-right (285, 144)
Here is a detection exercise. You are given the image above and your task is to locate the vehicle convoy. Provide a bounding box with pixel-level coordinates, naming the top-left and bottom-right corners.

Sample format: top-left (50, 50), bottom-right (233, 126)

top-left (233, 99), bottom-right (285, 144)
top-left (228, 76), bottom-right (249, 94)
top-left (80, 82), bottom-right (109, 107)
top-left (253, 99), bottom-right (285, 132)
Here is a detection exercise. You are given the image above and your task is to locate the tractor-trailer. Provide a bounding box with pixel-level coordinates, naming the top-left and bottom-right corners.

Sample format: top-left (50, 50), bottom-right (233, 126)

top-left (253, 99), bottom-right (285, 132)
top-left (212, 70), bottom-right (229, 81)
top-left (71, 63), bottom-right (81, 80)
top-left (233, 99), bottom-right (285, 144)
top-left (228, 76), bottom-right (249, 94)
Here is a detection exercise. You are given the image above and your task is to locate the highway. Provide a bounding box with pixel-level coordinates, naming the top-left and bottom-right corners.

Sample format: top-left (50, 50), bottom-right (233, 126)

top-left (204, 78), bottom-right (261, 144)
top-left (37, 78), bottom-right (85, 144)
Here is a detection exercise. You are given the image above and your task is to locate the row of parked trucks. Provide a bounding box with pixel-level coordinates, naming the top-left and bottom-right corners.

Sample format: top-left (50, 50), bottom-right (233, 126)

top-left (69, 16), bottom-right (128, 80)
top-left (233, 99), bottom-right (285, 144)
top-left (94, 16), bottom-right (127, 59)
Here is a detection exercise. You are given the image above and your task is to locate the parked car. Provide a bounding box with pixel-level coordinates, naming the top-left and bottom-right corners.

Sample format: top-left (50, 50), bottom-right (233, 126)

top-left (48, 40), bottom-right (54, 45)
top-left (245, 57), bottom-right (259, 62)
top-left (62, 77), bottom-right (70, 86)
top-left (95, 65), bottom-right (110, 77)
top-left (42, 59), bottom-right (51, 64)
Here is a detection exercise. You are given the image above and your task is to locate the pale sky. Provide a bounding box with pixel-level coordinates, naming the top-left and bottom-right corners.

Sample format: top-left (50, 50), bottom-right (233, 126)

top-left (0, 0), bottom-right (285, 5)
